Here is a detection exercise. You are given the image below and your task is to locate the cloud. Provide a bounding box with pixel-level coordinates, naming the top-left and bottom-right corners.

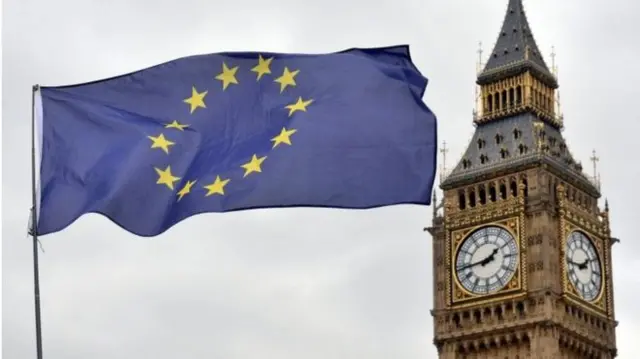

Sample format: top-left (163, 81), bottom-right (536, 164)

top-left (3, 0), bottom-right (639, 358)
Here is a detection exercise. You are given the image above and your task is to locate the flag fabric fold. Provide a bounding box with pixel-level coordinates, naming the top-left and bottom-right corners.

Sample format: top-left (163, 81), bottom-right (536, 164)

top-left (35, 45), bottom-right (438, 237)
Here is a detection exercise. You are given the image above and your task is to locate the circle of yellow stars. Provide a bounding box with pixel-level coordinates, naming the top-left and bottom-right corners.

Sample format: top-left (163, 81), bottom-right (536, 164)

top-left (147, 55), bottom-right (314, 202)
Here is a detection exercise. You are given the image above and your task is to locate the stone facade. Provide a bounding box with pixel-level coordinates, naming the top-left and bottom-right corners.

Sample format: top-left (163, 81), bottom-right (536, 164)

top-left (426, 1), bottom-right (618, 357)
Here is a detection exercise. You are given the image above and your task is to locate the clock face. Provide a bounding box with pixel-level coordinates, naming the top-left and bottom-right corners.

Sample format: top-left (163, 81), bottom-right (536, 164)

top-left (455, 226), bottom-right (519, 295)
top-left (565, 231), bottom-right (602, 301)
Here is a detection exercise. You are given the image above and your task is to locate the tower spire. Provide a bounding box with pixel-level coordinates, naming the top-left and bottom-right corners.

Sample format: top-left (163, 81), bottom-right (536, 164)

top-left (477, 0), bottom-right (557, 89)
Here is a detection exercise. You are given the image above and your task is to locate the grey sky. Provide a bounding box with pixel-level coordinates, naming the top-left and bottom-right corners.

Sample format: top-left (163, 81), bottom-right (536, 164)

top-left (3, 0), bottom-right (639, 358)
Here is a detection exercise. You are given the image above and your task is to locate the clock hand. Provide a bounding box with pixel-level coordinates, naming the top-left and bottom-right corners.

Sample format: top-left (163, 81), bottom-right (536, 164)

top-left (577, 258), bottom-right (591, 270)
top-left (480, 248), bottom-right (500, 266)
top-left (459, 248), bottom-right (500, 270)
top-left (458, 259), bottom-right (485, 271)
top-left (566, 257), bottom-right (583, 267)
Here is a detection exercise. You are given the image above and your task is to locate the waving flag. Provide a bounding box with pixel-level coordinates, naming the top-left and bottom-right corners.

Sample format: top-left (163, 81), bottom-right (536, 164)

top-left (34, 45), bottom-right (438, 237)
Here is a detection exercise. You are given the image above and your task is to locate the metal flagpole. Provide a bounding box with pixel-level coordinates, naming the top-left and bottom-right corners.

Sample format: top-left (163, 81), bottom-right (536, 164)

top-left (31, 84), bottom-right (44, 359)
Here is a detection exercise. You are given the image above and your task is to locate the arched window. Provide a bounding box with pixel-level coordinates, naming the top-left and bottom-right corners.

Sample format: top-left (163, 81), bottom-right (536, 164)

top-left (453, 313), bottom-right (461, 328)
top-left (458, 191), bottom-right (466, 210)
top-left (474, 310), bottom-right (482, 324)
top-left (547, 96), bottom-right (552, 111)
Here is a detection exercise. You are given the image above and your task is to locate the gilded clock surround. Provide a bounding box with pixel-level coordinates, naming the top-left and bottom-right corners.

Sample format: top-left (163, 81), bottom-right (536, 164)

top-left (450, 218), bottom-right (524, 304)
top-left (561, 221), bottom-right (607, 312)
top-left (564, 230), bottom-right (603, 301)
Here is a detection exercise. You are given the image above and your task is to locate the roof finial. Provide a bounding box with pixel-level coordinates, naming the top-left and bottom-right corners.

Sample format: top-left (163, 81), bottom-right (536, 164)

top-left (473, 88), bottom-right (479, 120)
top-left (476, 41), bottom-right (484, 74)
top-left (439, 141), bottom-right (449, 183)
top-left (432, 191), bottom-right (438, 218)
top-left (590, 149), bottom-right (601, 190)
top-left (551, 46), bottom-right (558, 77)
top-left (475, 41), bottom-right (484, 118)
top-left (555, 90), bottom-right (563, 121)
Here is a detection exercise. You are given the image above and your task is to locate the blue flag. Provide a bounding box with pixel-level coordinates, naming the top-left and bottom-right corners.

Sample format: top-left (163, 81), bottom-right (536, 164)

top-left (34, 45), bottom-right (438, 237)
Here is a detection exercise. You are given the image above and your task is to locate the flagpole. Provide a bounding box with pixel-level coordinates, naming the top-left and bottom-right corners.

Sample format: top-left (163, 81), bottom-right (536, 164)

top-left (31, 84), bottom-right (44, 359)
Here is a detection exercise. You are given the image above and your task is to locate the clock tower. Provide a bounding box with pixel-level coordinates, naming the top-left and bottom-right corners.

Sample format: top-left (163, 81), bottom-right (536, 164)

top-left (427, 0), bottom-right (618, 358)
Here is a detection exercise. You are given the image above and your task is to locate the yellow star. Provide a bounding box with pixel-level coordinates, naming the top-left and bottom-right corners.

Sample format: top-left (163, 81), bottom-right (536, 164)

top-left (251, 55), bottom-right (273, 81)
top-left (204, 176), bottom-right (230, 196)
top-left (165, 120), bottom-right (189, 131)
top-left (271, 127), bottom-right (297, 148)
top-left (183, 87), bottom-right (208, 114)
top-left (274, 67), bottom-right (299, 93)
top-left (241, 154), bottom-right (267, 177)
top-left (177, 180), bottom-right (197, 201)
top-left (147, 133), bottom-right (175, 154)
top-left (215, 62), bottom-right (239, 90)
top-left (285, 97), bottom-right (314, 117)
top-left (154, 165), bottom-right (181, 190)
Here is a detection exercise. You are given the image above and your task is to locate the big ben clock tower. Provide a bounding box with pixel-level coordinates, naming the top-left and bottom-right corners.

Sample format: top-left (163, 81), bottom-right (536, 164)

top-left (427, 0), bottom-right (618, 357)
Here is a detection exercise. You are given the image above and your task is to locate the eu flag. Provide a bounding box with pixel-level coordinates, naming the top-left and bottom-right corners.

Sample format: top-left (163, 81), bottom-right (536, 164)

top-left (34, 45), bottom-right (438, 237)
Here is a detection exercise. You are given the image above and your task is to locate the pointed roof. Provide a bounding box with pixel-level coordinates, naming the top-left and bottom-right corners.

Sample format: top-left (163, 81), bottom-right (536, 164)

top-left (477, 0), bottom-right (557, 88)
top-left (440, 113), bottom-right (599, 197)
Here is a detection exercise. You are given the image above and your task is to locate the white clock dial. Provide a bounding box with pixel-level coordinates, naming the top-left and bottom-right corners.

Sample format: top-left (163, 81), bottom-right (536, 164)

top-left (455, 226), bottom-right (519, 295)
top-left (565, 231), bottom-right (602, 301)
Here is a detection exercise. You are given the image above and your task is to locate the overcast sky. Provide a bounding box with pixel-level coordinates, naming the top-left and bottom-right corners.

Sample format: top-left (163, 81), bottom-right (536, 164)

top-left (3, 0), bottom-right (639, 357)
